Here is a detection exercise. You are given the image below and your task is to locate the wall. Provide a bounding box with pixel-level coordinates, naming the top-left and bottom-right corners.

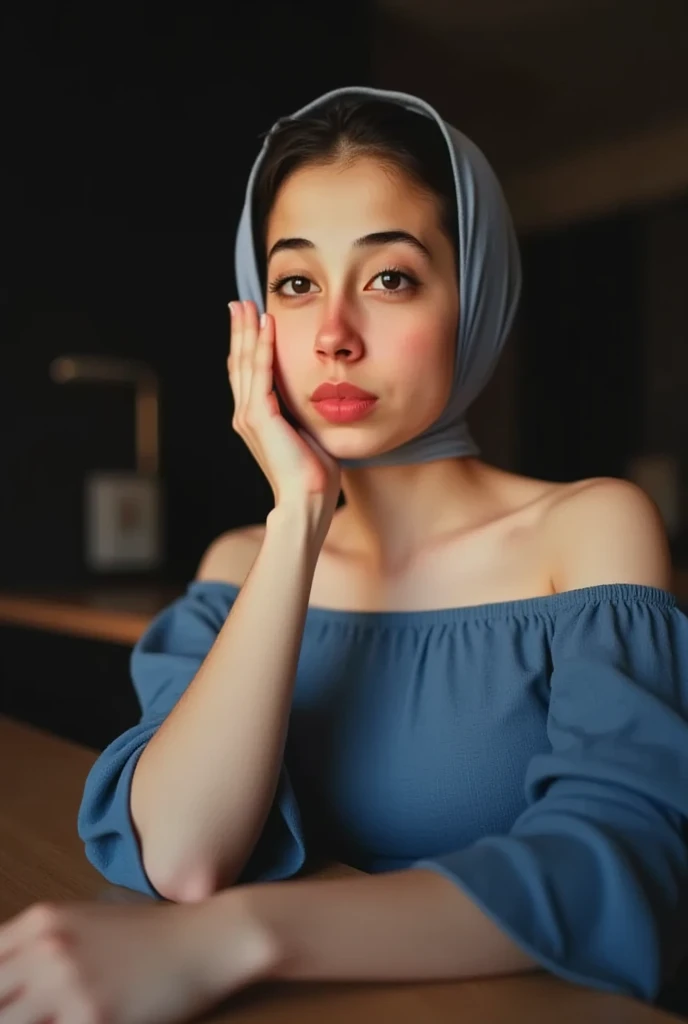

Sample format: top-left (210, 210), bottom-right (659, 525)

top-left (369, 10), bottom-right (688, 494)
top-left (5, 7), bottom-right (687, 591)
top-left (2, 5), bottom-right (372, 587)
top-left (640, 193), bottom-right (688, 552)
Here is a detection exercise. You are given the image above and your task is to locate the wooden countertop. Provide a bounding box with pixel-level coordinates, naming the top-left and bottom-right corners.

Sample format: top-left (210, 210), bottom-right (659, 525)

top-left (0, 585), bottom-right (182, 644)
top-left (0, 714), bottom-right (680, 1023)
top-left (1, 570), bottom-right (687, 646)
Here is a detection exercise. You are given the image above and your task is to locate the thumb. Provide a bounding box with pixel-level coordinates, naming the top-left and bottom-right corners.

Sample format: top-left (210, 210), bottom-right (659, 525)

top-left (298, 428), bottom-right (338, 466)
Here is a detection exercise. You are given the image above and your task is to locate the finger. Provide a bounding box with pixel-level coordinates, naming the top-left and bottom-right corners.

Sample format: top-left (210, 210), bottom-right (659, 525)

top-left (299, 428), bottom-right (337, 468)
top-left (0, 983), bottom-right (38, 1024)
top-left (239, 300), bottom-right (258, 420)
top-left (58, 993), bottom-right (103, 1024)
top-left (0, 953), bottom-right (23, 1007)
top-left (228, 300), bottom-right (243, 411)
top-left (0, 904), bottom-right (41, 961)
top-left (247, 312), bottom-right (274, 413)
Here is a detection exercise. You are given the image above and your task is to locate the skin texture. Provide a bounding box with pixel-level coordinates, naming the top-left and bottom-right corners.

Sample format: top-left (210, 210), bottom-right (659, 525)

top-left (260, 155), bottom-right (580, 580)
top-left (265, 155), bottom-right (459, 464)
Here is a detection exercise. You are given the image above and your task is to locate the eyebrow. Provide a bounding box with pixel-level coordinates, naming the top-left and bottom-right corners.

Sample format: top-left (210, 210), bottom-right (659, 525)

top-left (266, 230), bottom-right (433, 265)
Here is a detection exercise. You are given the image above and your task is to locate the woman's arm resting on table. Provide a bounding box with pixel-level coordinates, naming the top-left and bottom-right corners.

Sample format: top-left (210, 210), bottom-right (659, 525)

top-left (202, 480), bottom-right (682, 996)
top-left (0, 871), bottom-right (536, 1024)
top-left (211, 869), bottom-right (540, 986)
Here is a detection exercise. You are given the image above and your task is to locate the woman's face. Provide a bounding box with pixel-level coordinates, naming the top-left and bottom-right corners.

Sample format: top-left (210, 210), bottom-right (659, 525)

top-left (264, 155), bottom-right (459, 461)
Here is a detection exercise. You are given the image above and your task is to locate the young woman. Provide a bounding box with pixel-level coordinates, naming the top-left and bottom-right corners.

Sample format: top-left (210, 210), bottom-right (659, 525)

top-left (2, 85), bottom-right (688, 1024)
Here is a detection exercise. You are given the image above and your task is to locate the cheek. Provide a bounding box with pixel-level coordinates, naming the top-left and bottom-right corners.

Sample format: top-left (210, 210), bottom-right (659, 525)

top-left (272, 324), bottom-right (308, 401)
top-left (391, 335), bottom-right (428, 383)
top-left (390, 323), bottom-right (454, 390)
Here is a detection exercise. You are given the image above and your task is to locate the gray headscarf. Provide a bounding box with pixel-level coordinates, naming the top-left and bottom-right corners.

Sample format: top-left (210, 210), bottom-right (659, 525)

top-left (234, 85), bottom-right (521, 467)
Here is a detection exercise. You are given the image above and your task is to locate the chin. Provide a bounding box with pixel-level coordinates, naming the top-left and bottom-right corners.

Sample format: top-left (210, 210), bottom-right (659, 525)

top-left (310, 425), bottom-right (405, 462)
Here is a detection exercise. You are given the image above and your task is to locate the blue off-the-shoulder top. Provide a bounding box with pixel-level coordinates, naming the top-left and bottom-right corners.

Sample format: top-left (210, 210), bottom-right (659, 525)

top-left (78, 581), bottom-right (688, 1002)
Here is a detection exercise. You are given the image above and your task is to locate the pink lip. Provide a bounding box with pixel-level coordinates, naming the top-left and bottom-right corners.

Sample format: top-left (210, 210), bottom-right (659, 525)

top-left (310, 381), bottom-right (377, 401)
top-left (312, 397), bottom-right (378, 424)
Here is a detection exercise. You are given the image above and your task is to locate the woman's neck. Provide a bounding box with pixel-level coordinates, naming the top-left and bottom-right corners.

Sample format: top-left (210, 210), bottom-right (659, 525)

top-left (333, 457), bottom-right (506, 574)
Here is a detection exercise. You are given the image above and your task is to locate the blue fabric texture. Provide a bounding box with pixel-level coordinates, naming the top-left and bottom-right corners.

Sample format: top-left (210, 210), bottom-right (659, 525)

top-left (78, 581), bottom-right (688, 1001)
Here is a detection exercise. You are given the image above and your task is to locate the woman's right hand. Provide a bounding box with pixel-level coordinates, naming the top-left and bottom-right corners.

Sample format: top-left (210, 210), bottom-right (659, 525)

top-left (228, 299), bottom-right (341, 516)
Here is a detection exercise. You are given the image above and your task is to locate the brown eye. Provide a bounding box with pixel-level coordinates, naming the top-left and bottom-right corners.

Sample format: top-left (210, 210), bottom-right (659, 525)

top-left (268, 275), bottom-right (318, 297)
top-left (379, 271), bottom-right (404, 291)
top-left (290, 277), bottom-right (310, 295)
top-left (369, 269), bottom-right (418, 294)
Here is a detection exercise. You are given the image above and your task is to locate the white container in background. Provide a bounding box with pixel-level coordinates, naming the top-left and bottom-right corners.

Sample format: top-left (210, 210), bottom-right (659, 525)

top-left (85, 471), bottom-right (163, 571)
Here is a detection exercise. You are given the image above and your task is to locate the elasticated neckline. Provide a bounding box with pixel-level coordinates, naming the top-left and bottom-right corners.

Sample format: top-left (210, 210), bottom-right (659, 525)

top-left (189, 580), bottom-right (676, 629)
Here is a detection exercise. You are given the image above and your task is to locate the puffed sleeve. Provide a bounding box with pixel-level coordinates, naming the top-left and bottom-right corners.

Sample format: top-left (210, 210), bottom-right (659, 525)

top-left (77, 581), bottom-right (306, 898)
top-left (411, 585), bottom-right (688, 1001)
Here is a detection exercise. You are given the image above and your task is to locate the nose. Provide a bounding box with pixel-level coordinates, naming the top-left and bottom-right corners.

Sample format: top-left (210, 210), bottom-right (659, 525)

top-left (314, 314), bottom-right (364, 363)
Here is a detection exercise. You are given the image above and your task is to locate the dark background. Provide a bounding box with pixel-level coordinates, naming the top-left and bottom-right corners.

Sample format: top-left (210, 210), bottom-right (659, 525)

top-left (3, 3), bottom-right (665, 590)
top-left (2, 3), bottom-right (371, 586)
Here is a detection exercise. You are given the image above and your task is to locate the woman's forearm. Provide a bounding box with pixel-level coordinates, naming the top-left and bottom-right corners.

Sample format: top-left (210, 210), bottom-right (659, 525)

top-left (129, 502), bottom-right (323, 901)
top-left (214, 868), bottom-right (539, 988)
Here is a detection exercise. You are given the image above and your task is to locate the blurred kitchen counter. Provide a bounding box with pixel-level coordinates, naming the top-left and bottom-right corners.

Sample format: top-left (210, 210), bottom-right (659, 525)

top-left (0, 585), bottom-right (182, 645)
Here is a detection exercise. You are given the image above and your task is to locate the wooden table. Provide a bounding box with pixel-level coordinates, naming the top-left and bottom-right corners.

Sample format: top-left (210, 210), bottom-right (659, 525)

top-left (0, 585), bottom-right (181, 645)
top-left (0, 715), bottom-right (681, 1022)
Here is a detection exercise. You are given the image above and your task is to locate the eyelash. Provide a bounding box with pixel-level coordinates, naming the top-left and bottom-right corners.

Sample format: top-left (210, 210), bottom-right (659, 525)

top-left (267, 265), bottom-right (421, 298)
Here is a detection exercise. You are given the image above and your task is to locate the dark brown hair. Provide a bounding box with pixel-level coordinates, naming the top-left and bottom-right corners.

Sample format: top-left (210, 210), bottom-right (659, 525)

top-left (251, 96), bottom-right (460, 293)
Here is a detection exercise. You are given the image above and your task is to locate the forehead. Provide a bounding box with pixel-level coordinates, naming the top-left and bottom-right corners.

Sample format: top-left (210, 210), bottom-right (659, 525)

top-left (266, 157), bottom-right (441, 241)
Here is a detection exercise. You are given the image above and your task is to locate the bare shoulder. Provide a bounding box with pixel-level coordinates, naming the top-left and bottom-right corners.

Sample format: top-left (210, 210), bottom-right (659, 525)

top-left (543, 476), bottom-right (672, 592)
top-left (195, 523), bottom-right (266, 585)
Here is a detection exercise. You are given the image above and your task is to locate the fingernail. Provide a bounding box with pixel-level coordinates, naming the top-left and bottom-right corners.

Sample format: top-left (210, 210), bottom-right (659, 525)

top-left (228, 302), bottom-right (235, 317)
top-left (260, 312), bottom-right (267, 328)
